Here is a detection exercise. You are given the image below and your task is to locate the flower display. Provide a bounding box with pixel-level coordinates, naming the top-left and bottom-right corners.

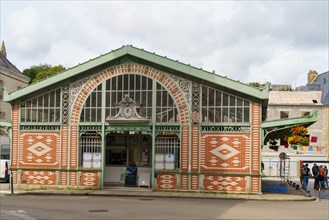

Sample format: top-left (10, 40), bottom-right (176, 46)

top-left (286, 126), bottom-right (309, 147)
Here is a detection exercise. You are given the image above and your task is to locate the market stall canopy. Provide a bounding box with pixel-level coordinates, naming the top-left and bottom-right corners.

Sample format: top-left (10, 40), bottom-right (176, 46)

top-left (261, 112), bottom-right (318, 144)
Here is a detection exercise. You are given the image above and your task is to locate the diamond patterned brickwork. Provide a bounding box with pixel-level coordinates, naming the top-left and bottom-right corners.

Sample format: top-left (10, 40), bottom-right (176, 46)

top-left (157, 174), bottom-right (177, 190)
top-left (204, 176), bottom-right (247, 192)
top-left (81, 172), bottom-right (98, 187)
top-left (200, 134), bottom-right (250, 172)
top-left (21, 171), bottom-right (56, 185)
top-left (19, 133), bottom-right (60, 167)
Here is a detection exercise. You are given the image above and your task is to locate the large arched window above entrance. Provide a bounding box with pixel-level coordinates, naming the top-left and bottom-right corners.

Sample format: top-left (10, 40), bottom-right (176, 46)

top-left (79, 74), bottom-right (180, 123)
top-left (105, 74), bottom-right (153, 119)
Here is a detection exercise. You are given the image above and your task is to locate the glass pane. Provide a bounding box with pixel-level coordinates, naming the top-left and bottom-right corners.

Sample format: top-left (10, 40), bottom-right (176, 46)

top-left (244, 107), bottom-right (250, 122)
top-left (202, 86), bottom-right (207, 106)
top-left (91, 93), bottom-right (96, 107)
top-left (215, 91), bottom-right (221, 106)
top-left (20, 109), bottom-right (25, 122)
top-left (229, 108), bottom-right (235, 123)
top-left (55, 89), bottom-right (61, 107)
top-left (214, 108), bottom-right (221, 122)
top-left (32, 98), bottom-right (37, 107)
top-left (111, 77), bottom-right (116, 90)
top-left (38, 96), bottom-right (43, 107)
top-left (223, 93), bottom-right (228, 106)
top-left (106, 79), bottom-right (111, 90)
top-left (117, 75), bottom-right (123, 90)
top-left (229, 96), bottom-right (236, 106)
top-left (44, 93), bottom-right (49, 107)
top-left (49, 91), bottom-right (55, 107)
top-left (237, 98), bottom-right (243, 106)
top-left (97, 92), bottom-right (102, 107)
top-left (136, 76), bottom-right (141, 90)
top-left (32, 109), bottom-right (37, 122)
top-left (91, 109), bottom-right (96, 121)
top-left (129, 75), bottom-right (135, 90)
top-left (142, 77), bottom-right (147, 90)
top-left (55, 109), bottom-right (60, 122)
top-left (38, 109), bottom-right (43, 122)
top-left (208, 89), bottom-right (214, 106)
top-left (44, 109), bottom-right (49, 122)
top-left (124, 74), bottom-right (128, 90)
top-left (97, 109), bottom-right (102, 122)
top-left (222, 107), bottom-right (228, 122)
top-left (86, 97), bottom-right (91, 107)
top-left (237, 108), bottom-right (243, 122)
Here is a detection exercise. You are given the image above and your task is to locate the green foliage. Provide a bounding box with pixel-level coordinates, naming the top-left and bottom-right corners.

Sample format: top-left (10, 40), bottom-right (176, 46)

top-left (22, 64), bottom-right (66, 83)
top-left (248, 82), bottom-right (265, 88)
top-left (32, 65), bottom-right (66, 83)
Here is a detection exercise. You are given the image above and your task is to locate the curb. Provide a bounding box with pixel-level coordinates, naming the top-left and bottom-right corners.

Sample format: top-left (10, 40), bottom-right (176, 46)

top-left (1, 190), bottom-right (317, 201)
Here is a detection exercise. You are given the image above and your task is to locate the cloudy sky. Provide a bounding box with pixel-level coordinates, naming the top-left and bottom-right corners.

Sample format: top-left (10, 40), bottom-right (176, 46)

top-left (1, 1), bottom-right (328, 87)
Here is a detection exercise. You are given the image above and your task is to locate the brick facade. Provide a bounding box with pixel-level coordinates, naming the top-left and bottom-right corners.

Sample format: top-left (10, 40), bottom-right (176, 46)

top-left (11, 63), bottom-right (263, 194)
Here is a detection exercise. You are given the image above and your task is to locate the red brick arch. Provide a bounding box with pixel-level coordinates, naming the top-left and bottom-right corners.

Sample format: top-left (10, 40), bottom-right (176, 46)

top-left (70, 64), bottom-right (190, 125)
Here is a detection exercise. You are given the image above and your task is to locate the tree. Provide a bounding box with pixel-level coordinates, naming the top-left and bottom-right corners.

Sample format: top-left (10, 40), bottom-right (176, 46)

top-left (248, 82), bottom-right (265, 89)
top-left (22, 64), bottom-right (66, 83)
top-left (32, 65), bottom-right (66, 83)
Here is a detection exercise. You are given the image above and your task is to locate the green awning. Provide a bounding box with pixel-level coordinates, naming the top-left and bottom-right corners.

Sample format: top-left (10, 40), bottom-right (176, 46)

top-left (261, 112), bottom-right (318, 143)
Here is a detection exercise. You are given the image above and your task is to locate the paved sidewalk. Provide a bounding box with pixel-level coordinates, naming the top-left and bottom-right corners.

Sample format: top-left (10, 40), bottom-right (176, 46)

top-left (0, 183), bottom-right (316, 201)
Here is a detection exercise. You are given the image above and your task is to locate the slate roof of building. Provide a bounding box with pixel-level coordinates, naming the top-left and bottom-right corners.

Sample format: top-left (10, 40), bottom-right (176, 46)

top-left (269, 91), bottom-right (323, 105)
top-left (0, 53), bottom-right (22, 75)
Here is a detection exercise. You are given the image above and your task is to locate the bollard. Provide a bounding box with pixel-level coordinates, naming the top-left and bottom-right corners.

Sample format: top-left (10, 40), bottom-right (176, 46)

top-left (292, 183), bottom-right (296, 187)
top-left (11, 175), bottom-right (13, 194)
top-left (296, 184), bottom-right (300, 190)
top-left (289, 181), bottom-right (292, 185)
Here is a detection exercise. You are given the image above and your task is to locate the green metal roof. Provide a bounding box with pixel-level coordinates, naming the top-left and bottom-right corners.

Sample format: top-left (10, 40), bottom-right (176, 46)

top-left (4, 45), bottom-right (269, 102)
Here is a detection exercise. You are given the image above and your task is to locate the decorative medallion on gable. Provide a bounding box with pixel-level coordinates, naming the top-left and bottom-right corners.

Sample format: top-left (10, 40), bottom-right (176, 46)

top-left (106, 94), bottom-right (150, 124)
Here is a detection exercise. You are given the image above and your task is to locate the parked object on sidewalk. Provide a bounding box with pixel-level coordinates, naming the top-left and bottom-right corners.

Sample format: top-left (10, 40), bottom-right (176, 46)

top-left (0, 159), bottom-right (10, 183)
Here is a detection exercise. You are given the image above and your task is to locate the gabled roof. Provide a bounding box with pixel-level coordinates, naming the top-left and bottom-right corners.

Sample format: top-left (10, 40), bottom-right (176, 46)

top-left (0, 41), bottom-right (30, 81)
top-left (4, 45), bottom-right (269, 102)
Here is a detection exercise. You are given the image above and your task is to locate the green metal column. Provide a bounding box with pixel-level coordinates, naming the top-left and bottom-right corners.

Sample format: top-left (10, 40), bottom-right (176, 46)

top-left (101, 81), bottom-right (106, 189)
top-left (151, 79), bottom-right (157, 190)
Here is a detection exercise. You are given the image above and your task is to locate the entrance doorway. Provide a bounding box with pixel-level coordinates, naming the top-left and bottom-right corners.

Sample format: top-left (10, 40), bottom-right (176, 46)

top-left (104, 131), bottom-right (152, 186)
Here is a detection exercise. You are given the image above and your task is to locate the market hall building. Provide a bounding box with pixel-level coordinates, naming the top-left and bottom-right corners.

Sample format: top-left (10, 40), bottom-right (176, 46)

top-left (4, 45), bottom-right (271, 194)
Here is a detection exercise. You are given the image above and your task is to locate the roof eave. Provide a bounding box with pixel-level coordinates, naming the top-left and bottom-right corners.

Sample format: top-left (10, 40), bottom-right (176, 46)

top-left (4, 45), bottom-right (269, 101)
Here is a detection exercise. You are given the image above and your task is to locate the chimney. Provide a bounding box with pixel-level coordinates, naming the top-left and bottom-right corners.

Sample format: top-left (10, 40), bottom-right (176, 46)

top-left (307, 70), bottom-right (318, 84)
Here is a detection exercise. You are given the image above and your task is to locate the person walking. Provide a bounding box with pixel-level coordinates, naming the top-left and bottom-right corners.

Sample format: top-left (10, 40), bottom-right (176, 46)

top-left (312, 163), bottom-right (319, 189)
top-left (302, 164), bottom-right (311, 190)
top-left (324, 166), bottom-right (328, 188)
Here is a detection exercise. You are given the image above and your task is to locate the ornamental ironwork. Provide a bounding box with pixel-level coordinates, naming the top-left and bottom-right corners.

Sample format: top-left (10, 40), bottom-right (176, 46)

top-left (170, 75), bottom-right (191, 104)
top-left (192, 82), bottom-right (200, 125)
top-left (201, 125), bottom-right (250, 133)
top-left (79, 125), bottom-right (102, 132)
top-left (70, 76), bottom-right (90, 104)
top-left (155, 125), bottom-right (180, 135)
top-left (20, 125), bottom-right (61, 131)
top-left (62, 85), bottom-right (70, 125)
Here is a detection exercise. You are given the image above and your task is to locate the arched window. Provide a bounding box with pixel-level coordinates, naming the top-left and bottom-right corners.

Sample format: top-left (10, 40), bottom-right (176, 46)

top-left (79, 74), bottom-right (180, 123)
